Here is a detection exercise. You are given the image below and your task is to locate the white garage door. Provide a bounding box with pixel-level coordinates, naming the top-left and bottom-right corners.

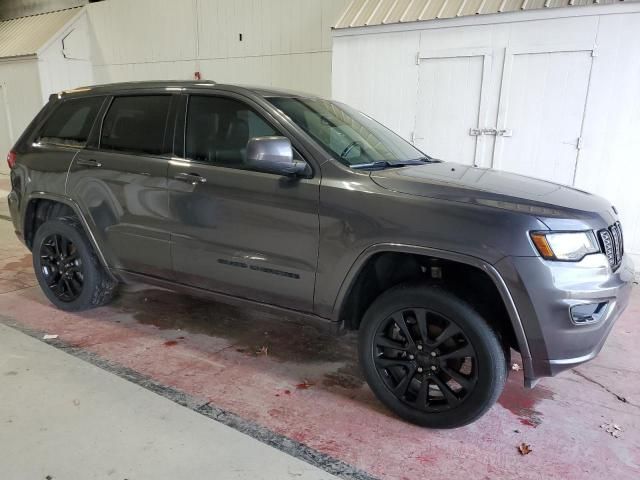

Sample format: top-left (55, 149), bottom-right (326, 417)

top-left (414, 49), bottom-right (491, 167)
top-left (493, 49), bottom-right (593, 185)
top-left (412, 46), bottom-right (594, 186)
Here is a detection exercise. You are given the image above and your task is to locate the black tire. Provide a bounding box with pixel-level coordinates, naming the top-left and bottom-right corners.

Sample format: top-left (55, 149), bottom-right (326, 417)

top-left (359, 283), bottom-right (507, 428)
top-left (32, 218), bottom-right (117, 311)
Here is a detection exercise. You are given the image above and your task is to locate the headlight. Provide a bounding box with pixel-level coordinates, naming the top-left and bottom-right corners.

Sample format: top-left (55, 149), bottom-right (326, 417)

top-left (530, 231), bottom-right (599, 261)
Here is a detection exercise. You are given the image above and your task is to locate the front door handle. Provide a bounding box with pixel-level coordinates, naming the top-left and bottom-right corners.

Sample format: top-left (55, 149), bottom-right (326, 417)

top-left (76, 158), bottom-right (102, 168)
top-left (174, 172), bottom-right (207, 185)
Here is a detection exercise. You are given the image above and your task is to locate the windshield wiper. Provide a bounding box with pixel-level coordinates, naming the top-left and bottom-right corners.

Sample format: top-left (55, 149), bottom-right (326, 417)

top-left (351, 159), bottom-right (431, 170)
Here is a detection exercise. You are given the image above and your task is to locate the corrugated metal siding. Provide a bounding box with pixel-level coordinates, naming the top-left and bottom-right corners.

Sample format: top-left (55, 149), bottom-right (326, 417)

top-left (0, 7), bottom-right (81, 58)
top-left (334, 0), bottom-right (633, 28)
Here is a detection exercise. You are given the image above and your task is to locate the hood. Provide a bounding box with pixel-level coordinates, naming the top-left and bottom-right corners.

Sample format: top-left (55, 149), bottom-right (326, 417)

top-left (370, 162), bottom-right (616, 227)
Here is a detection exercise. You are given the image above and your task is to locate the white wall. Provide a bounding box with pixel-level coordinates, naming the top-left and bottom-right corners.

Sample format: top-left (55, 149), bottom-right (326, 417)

top-left (38, 11), bottom-right (93, 103)
top-left (332, 5), bottom-right (640, 268)
top-left (0, 58), bottom-right (42, 174)
top-left (87, 0), bottom-right (348, 97)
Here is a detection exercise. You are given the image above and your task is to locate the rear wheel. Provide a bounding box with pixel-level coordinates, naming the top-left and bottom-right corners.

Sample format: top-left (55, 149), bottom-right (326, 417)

top-left (33, 218), bottom-right (117, 311)
top-left (359, 283), bottom-right (507, 428)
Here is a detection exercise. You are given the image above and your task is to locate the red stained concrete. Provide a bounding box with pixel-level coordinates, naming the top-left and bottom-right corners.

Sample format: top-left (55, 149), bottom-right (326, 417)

top-left (0, 237), bottom-right (639, 479)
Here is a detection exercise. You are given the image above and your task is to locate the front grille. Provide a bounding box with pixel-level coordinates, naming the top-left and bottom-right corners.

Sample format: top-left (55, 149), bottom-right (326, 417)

top-left (598, 221), bottom-right (624, 268)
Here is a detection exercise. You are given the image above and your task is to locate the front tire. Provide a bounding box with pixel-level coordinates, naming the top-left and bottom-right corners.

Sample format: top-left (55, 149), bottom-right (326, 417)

top-left (359, 283), bottom-right (507, 428)
top-left (33, 218), bottom-right (117, 311)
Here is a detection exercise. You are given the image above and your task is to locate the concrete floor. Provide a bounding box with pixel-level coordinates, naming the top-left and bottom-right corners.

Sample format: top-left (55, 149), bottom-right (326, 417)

top-left (0, 322), bottom-right (337, 480)
top-left (1, 174), bottom-right (639, 479)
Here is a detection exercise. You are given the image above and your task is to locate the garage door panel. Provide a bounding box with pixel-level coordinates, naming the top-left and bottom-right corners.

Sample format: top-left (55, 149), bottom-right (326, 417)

top-left (414, 53), bottom-right (488, 166)
top-left (494, 49), bottom-right (593, 185)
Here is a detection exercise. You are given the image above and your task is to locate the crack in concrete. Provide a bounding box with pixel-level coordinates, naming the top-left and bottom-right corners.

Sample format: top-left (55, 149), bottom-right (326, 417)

top-left (572, 368), bottom-right (640, 409)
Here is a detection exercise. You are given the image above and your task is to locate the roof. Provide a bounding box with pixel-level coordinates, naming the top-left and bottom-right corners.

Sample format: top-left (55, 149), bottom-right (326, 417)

top-left (334, 0), bottom-right (636, 29)
top-left (0, 7), bottom-right (82, 59)
top-left (53, 81), bottom-right (315, 100)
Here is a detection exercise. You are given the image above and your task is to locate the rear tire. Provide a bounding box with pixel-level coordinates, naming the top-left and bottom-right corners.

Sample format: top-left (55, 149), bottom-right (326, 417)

top-left (358, 283), bottom-right (507, 428)
top-left (32, 218), bottom-right (117, 311)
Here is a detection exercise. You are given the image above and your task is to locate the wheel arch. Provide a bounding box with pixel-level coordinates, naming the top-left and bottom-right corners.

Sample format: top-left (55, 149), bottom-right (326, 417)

top-left (23, 192), bottom-right (116, 280)
top-left (332, 243), bottom-right (533, 382)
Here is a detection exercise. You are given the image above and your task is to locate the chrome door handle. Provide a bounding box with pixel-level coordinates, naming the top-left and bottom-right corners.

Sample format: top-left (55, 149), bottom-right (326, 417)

top-left (76, 158), bottom-right (102, 168)
top-left (174, 172), bottom-right (207, 185)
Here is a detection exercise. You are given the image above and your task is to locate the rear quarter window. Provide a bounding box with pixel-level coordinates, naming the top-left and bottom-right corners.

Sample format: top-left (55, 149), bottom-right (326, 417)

top-left (37, 96), bottom-right (105, 147)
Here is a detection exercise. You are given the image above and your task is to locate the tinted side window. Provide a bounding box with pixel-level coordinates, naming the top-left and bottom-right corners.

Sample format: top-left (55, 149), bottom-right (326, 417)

top-left (186, 95), bottom-right (278, 167)
top-left (38, 96), bottom-right (104, 146)
top-left (101, 95), bottom-right (172, 155)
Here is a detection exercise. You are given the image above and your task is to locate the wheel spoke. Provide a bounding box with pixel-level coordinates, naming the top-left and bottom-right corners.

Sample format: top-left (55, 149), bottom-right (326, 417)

top-left (439, 343), bottom-right (474, 361)
top-left (56, 276), bottom-right (66, 293)
top-left (431, 322), bottom-right (462, 348)
top-left (375, 334), bottom-right (408, 351)
top-left (393, 365), bottom-right (417, 397)
top-left (431, 375), bottom-right (461, 406)
top-left (63, 278), bottom-right (74, 296)
top-left (51, 236), bottom-right (58, 256)
top-left (440, 365), bottom-right (475, 391)
top-left (41, 245), bottom-right (56, 258)
top-left (60, 236), bottom-right (71, 257)
top-left (392, 313), bottom-right (416, 349)
top-left (41, 257), bottom-right (55, 269)
top-left (416, 309), bottom-right (429, 345)
top-left (416, 378), bottom-right (429, 407)
top-left (375, 356), bottom-right (413, 369)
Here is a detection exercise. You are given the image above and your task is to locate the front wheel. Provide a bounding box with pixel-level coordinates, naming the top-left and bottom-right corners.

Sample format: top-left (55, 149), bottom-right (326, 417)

top-left (358, 283), bottom-right (507, 428)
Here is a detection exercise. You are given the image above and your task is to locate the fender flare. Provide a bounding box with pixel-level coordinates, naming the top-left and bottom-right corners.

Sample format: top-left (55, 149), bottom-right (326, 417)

top-left (23, 192), bottom-right (116, 281)
top-left (331, 243), bottom-right (534, 382)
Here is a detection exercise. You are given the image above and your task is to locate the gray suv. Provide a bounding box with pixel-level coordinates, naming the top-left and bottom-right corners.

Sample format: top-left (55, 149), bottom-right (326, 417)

top-left (6, 81), bottom-right (634, 428)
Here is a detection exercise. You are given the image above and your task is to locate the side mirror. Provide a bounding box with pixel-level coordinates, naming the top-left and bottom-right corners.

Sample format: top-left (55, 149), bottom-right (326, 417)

top-left (246, 136), bottom-right (308, 176)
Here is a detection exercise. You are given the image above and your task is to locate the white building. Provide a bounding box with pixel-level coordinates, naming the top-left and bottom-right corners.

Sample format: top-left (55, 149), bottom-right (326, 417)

top-left (0, 0), bottom-right (349, 174)
top-left (332, 0), bottom-right (640, 269)
top-left (0, 7), bottom-right (92, 174)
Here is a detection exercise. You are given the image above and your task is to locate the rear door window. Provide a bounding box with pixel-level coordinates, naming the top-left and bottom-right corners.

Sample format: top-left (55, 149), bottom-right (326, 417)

top-left (100, 95), bottom-right (172, 155)
top-left (37, 96), bottom-right (104, 147)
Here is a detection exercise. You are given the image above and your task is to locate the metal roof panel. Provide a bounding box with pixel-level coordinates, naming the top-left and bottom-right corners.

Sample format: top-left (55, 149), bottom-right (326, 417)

top-left (334, 0), bottom-right (636, 28)
top-left (0, 7), bottom-right (81, 59)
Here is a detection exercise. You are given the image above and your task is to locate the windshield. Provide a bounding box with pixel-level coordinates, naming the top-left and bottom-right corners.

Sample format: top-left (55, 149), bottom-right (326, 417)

top-left (268, 97), bottom-right (427, 167)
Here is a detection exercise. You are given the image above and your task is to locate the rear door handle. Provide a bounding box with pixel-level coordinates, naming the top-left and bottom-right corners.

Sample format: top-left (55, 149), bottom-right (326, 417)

top-left (76, 158), bottom-right (102, 168)
top-left (174, 172), bottom-right (207, 185)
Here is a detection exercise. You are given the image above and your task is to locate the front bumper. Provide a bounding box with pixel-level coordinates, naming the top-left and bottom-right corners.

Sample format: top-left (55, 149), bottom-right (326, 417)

top-left (495, 253), bottom-right (634, 382)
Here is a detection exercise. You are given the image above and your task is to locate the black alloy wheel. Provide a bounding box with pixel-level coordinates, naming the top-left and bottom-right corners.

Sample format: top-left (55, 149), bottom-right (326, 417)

top-left (39, 233), bottom-right (85, 302)
top-left (33, 217), bottom-right (117, 311)
top-left (373, 307), bottom-right (477, 412)
top-left (359, 283), bottom-right (507, 428)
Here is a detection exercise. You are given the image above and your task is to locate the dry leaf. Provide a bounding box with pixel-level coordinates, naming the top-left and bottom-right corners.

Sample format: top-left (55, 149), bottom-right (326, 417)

top-left (518, 443), bottom-right (532, 455)
top-left (296, 380), bottom-right (314, 390)
top-left (511, 363), bottom-right (522, 371)
top-left (256, 345), bottom-right (269, 356)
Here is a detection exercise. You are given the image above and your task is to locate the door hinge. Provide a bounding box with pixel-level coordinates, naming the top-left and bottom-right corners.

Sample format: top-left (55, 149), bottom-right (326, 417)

top-left (577, 136), bottom-right (584, 150)
top-left (415, 52), bottom-right (420, 65)
top-left (591, 48), bottom-right (598, 58)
